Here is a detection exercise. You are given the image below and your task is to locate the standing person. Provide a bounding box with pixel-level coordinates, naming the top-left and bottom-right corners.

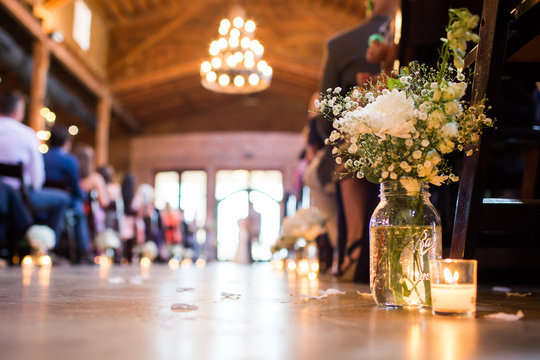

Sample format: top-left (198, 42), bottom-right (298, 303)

top-left (161, 202), bottom-right (182, 252)
top-left (44, 125), bottom-right (92, 262)
top-left (119, 173), bottom-right (137, 263)
top-left (0, 91), bottom-right (69, 246)
top-left (315, 0), bottom-right (397, 282)
top-left (246, 201), bottom-right (261, 263)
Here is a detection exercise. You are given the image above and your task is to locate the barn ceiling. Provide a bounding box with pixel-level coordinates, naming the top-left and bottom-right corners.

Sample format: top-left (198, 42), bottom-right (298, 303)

top-left (87, 0), bottom-right (366, 133)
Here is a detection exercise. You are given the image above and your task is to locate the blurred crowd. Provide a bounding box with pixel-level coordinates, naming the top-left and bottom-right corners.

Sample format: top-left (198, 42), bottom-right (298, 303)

top-left (0, 91), bottom-right (203, 265)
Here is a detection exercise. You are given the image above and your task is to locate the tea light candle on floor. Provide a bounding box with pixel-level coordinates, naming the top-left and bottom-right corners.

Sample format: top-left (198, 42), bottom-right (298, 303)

top-left (430, 259), bottom-right (477, 316)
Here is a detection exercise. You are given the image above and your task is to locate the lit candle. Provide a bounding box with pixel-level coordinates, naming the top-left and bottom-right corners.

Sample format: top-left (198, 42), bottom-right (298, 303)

top-left (430, 259), bottom-right (477, 316)
top-left (140, 257), bottom-right (151, 278)
top-left (168, 258), bottom-right (179, 270)
top-left (296, 259), bottom-right (310, 276)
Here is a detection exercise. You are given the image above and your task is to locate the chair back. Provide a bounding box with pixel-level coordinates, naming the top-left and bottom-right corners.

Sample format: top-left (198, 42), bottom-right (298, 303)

top-left (0, 162), bottom-right (30, 208)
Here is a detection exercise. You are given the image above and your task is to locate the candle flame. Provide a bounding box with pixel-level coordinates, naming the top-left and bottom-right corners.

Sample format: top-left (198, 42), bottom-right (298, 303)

top-left (443, 268), bottom-right (460, 284)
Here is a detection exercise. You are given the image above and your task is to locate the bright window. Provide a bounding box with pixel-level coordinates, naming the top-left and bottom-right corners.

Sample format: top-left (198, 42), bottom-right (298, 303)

top-left (73, 0), bottom-right (92, 51)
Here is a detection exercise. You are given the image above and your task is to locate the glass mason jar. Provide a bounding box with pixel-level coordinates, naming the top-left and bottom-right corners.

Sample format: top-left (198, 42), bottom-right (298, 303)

top-left (369, 179), bottom-right (442, 307)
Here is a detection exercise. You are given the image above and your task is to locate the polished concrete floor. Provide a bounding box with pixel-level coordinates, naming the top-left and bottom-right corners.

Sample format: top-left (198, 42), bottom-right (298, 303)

top-left (1, 262), bottom-right (539, 360)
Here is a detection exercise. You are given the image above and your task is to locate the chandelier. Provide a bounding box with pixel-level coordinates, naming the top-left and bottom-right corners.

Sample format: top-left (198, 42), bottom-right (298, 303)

top-left (200, 7), bottom-right (272, 94)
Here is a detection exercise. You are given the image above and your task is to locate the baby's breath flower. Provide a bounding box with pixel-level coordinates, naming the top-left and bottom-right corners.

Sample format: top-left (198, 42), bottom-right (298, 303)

top-left (412, 150), bottom-right (423, 159)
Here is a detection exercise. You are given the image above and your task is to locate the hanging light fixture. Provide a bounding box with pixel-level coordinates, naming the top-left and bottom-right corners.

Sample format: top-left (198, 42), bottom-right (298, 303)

top-left (201, 6), bottom-right (272, 94)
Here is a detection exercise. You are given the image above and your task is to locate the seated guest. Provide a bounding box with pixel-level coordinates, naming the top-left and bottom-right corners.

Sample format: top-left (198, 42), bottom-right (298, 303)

top-left (73, 145), bottom-right (110, 209)
top-left (0, 91), bottom-right (69, 245)
top-left (97, 165), bottom-right (123, 230)
top-left (43, 125), bottom-right (92, 263)
top-left (0, 181), bottom-right (33, 261)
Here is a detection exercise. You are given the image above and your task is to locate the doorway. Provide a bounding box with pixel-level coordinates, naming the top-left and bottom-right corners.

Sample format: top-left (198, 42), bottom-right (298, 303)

top-left (215, 170), bottom-right (283, 261)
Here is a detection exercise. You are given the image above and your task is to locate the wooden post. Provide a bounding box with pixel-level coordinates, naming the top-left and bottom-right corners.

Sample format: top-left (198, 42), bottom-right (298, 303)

top-left (29, 40), bottom-right (49, 131)
top-left (96, 96), bottom-right (111, 167)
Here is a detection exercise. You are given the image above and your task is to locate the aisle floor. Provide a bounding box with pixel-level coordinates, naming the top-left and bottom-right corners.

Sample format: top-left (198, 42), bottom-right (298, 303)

top-left (1, 262), bottom-right (539, 360)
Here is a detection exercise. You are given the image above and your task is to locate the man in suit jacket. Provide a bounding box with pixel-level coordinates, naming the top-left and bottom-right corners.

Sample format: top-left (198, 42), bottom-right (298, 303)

top-left (44, 125), bottom-right (92, 263)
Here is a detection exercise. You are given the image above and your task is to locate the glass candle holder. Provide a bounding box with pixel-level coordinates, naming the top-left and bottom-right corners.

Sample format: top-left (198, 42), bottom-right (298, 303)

top-left (429, 259), bottom-right (477, 316)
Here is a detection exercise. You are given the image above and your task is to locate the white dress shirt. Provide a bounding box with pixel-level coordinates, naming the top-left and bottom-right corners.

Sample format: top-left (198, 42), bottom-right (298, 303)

top-left (0, 116), bottom-right (45, 190)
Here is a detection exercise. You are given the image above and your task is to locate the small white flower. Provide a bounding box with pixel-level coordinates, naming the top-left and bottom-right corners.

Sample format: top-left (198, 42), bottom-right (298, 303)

top-left (466, 149), bottom-right (474, 156)
top-left (421, 139), bottom-right (430, 147)
top-left (348, 143), bottom-right (358, 153)
top-left (400, 161), bottom-right (409, 170)
top-left (390, 172), bottom-right (398, 180)
top-left (449, 174), bottom-right (460, 182)
top-left (329, 130), bottom-right (341, 141)
top-left (430, 82), bottom-right (439, 90)
top-left (332, 147), bottom-right (338, 155)
top-left (405, 139), bottom-right (414, 147)
top-left (335, 157), bottom-right (342, 164)
top-left (381, 171), bottom-right (389, 179)
top-left (333, 87), bottom-right (342, 94)
top-left (412, 150), bottom-right (422, 159)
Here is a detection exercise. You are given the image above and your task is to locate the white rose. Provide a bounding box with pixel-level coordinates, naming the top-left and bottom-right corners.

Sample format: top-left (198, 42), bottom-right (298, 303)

top-left (445, 101), bottom-right (460, 115)
top-left (426, 150), bottom-right (442, 165)
top-left (348, 143), bottom-right (358, 153)
top-left (427, 109), bottom-right (444, 128)
top-left (440, 122), bottom-right (459, 138)
top-left (356, 89), bottom-right (416, 139)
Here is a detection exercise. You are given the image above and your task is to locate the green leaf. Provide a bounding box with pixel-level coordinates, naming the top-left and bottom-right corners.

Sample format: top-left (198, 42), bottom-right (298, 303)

top-left (387, 77), bottom-right (401, 90)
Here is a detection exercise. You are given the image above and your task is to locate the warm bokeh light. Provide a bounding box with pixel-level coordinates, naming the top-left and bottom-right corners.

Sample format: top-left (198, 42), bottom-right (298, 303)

top-left (206, 71), bottom-right (217, 82)
top-left (211, 57), bottom-right (222, 69)
top-left (38, 255), bottom-right (52, 266)
top-left (22, 255), bottom-right (33, 266)
top-left (233, 16), bottom-right (244, 28)
top-left (244, 20), bottom-right (256, 32)
top-left (40, 107), bottom-right (50, 117)
top-left (287, 260), bottom-right (297, 271)
top-left (168, 258), bottom-right (179, 270)
top-left (234, 75), bottom-right (245, 87)
top-left (36, 130), bottom-right (51, 141)
top-left (218, 74), bottom-right (230, 86)
top-left (201, 61), bottom-right (212, 73)
top-left (220, 18), bottom-right (230, 29)
top-left (181, 258), bottom-right (192, 269)
top-left (39, 144), bottom-right (49, 154)
top-left (297, 259), bottom-right (310, 276)
top-left (248, 73), bottom-right (260, 85)
top-left (68, 125), bottom-right (79, 136)
top-left (195, 258), bottom-right (206, 268)
top-left (230, 28), bottom-right (240, 38)
top-left (140, 257), bottom-right (151, 267)
top-left (45, 112), bottom-right (56, 123)
top-left (311, 262), bottom-right (319, 272)
top-left (308, 272), bottom-right (317, 280)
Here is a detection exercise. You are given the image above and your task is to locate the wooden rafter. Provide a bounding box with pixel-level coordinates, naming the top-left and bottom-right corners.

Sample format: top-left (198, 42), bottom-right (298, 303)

top-left (108, 1), bottom-right (204, 71)
top-left (0, 0), bottom-right (140, 132)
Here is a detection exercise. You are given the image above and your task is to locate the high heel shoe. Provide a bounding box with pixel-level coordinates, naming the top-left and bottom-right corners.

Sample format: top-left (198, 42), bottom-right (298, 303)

top-left (339, 239), bottom-right (362, 282)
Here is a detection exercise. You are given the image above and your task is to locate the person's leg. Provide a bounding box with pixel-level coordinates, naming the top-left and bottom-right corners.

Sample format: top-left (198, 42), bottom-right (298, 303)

top-left (339, 178), bottom-right (369, 280)
top-left (28, 189), bottom-right (69, 245)
top-left (72, 201), bottom-right (91, 261)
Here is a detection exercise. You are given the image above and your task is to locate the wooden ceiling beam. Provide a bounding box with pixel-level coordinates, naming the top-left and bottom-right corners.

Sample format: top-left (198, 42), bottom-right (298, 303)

top-left (0, 0), bottom-right (141, 132)
top-left (108, 1), bottom-right (204, 71)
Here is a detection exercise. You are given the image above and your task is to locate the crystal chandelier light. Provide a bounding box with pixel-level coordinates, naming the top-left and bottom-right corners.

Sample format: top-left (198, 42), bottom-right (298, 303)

top-left (200, 8), bottom-right (272, 94)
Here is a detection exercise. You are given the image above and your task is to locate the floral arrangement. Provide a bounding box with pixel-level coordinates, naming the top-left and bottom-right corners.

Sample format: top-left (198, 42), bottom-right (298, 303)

top-left (26, 225), bottom-right (55, 253)
top-left (96, 229), bottom-right (121, 251)
top-left (276, 208), bottom-right (327, 249)
top-left (317, 8), bottom-right (493, 186)
top-left (140, 241), bottom-right (158, 260)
